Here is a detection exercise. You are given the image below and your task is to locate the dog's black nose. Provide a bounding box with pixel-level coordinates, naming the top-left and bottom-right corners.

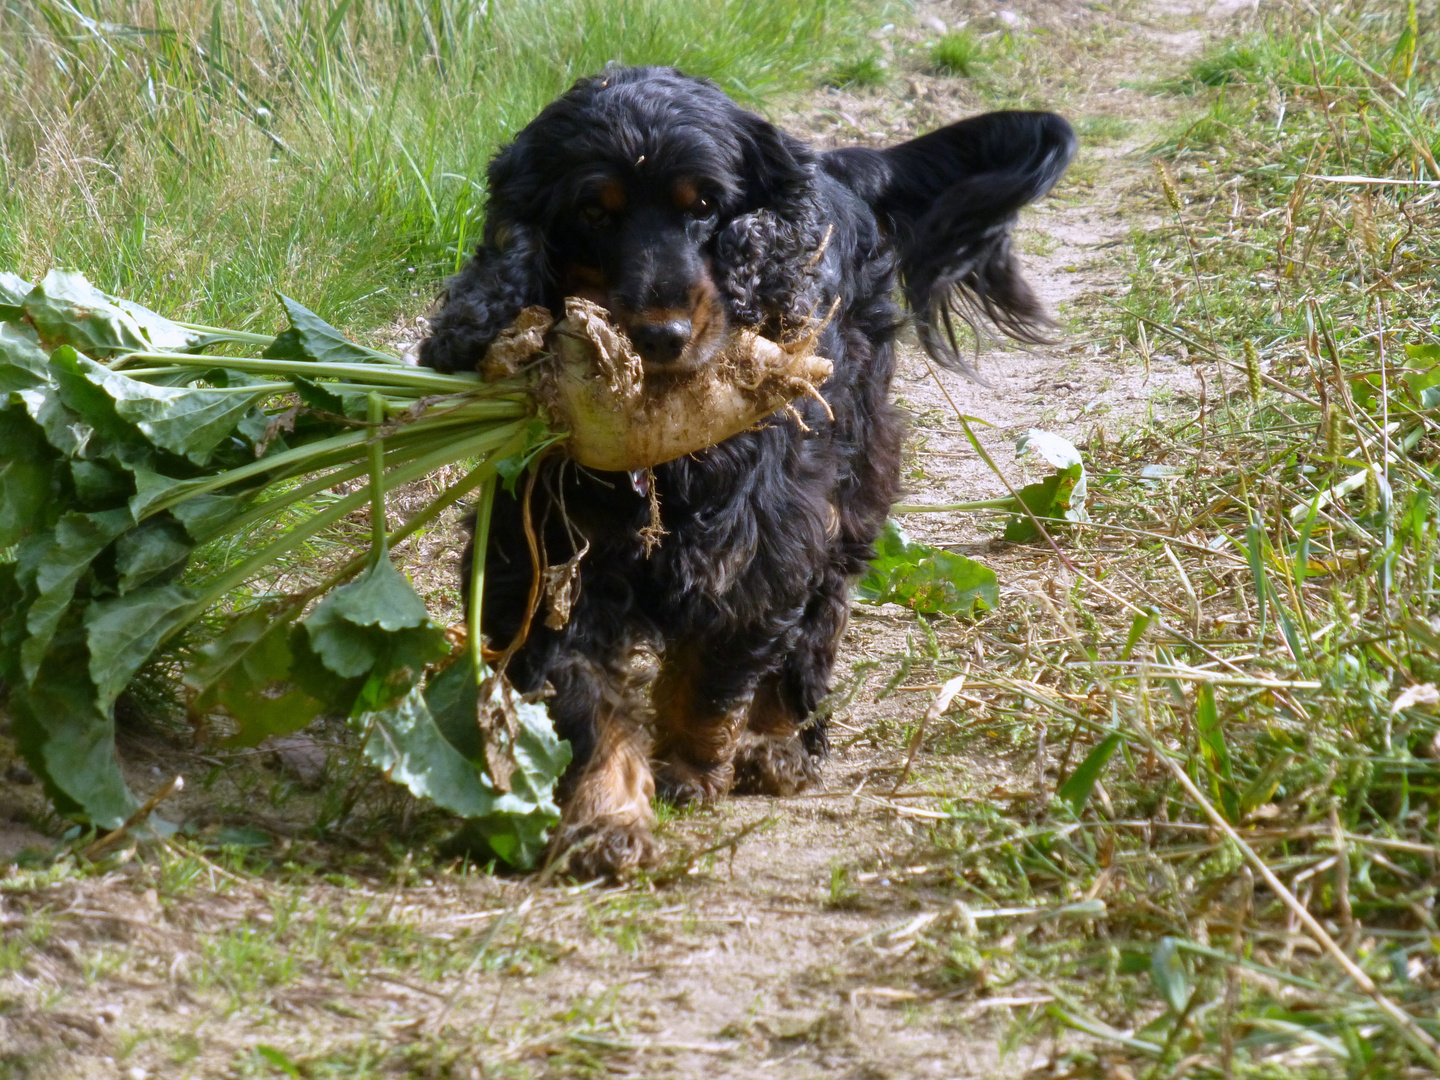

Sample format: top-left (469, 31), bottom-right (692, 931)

top-left (630, 319), bottom-right (691, 365)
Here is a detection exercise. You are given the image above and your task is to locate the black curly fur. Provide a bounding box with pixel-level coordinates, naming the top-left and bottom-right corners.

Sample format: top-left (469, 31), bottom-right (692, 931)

top-left (825, 109), bottom-right (1077, 378)
top-left (420, 66), bottom-right (1073, 872)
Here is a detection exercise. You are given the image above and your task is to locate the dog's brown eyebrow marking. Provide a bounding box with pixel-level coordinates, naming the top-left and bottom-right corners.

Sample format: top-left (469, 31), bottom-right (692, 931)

top-left (566, 263), bottom-right (606, 286)
top-left (671, 179), bottom-right (701, 212)
top-left (597, 180), bottom-right (627, 213)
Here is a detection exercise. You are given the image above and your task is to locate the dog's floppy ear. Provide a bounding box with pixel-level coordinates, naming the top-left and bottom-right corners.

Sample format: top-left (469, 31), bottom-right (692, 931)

top-left (418, 217), bottom-right (547, 374)
top-left (736, 112), bottom-right (815, 211)
top-left (715, 112), bottom-right (826, 327)
top-left (419, 134), bottom-right (553, 374)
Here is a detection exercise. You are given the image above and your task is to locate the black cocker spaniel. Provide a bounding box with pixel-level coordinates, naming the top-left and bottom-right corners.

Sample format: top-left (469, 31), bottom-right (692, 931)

top-left (420, 66), bottom-right (1074, 877)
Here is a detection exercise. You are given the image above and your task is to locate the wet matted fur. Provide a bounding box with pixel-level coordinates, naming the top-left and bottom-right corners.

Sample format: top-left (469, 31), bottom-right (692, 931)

top-left (420, 66), bottom-right (1075, 877)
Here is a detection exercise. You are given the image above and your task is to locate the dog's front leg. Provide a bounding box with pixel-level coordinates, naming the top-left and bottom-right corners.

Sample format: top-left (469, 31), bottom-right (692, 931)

top-left (541, 649), bottom-right (662, 879)
top-left (732, 578), bottom-right (849, 796)
top-left (649, 640), bottom-right (756, 804)
top-left (732, 675), bottom-right (824, 796)
top-left (553, 713), bottom-right (657, 879)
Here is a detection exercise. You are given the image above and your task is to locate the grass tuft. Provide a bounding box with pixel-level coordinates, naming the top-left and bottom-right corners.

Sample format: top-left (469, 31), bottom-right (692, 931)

top-left (826, 51), bottom-right (889, 89)
top-left (929, 30), bottom-right (990, 77)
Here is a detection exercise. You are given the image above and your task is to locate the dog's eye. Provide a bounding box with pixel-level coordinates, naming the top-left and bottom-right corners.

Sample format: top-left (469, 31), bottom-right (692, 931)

top-left (579, 204), bottom-right (609, 227)
top-left (689, 194), bottom-right (715, 218)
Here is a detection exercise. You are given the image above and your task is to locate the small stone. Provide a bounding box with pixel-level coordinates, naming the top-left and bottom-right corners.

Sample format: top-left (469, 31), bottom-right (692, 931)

top-left (4, 764), bottom-right (35, 785)
top-left (264, 735), bottom-right (329, 789)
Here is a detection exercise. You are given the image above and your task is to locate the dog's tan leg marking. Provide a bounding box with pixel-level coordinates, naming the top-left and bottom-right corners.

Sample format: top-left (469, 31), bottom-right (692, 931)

top-left (732, 676), bottom-right (822, 797)
top-left (650, 643), bottom-right (748, 804)
top-left (550, 657), bottom-right (660, 879)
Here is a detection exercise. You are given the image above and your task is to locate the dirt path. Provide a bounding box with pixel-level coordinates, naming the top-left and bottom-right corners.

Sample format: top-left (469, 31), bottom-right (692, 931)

top-left (447, 2), bottom-right (1251, 1077)
top-left (0, 2), bottom-right (1257, 1077)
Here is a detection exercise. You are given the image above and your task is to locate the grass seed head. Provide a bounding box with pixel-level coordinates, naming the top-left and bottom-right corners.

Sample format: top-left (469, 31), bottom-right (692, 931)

top-left (1324, 403), bottom-right (1345, 459)
top-left (1153, 159), bottom-right (1182, 212)
top-left (1243, 339), bottom-right (1261, 403)
top-left (1351, 193), bottom-right (1379, 258)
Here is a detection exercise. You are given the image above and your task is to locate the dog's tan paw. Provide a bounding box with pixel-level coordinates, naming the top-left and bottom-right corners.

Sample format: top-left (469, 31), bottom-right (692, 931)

top-left (731, 731), bottom-right (822, 796)
top-left (652, 758), bottom-right (735, 805)
top-left (551, 819), bottom-right (659, 880)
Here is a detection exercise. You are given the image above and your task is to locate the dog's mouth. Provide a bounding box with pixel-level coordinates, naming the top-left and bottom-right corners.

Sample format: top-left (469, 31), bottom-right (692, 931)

top-left (639, 333), bottom-right (725, 376)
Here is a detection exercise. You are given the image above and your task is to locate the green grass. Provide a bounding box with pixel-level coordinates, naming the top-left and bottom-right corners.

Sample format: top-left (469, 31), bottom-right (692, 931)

top-left (929, 30), bottom-right (989, 77)
top-left (1177, 31), bottom-right (1362, 92)
top-left (825, 51), bottom-right (889, 88)
top-left (1075, 114), bottom-right (1132, 145)
top-left (0, 0), bottom-right (876, 342)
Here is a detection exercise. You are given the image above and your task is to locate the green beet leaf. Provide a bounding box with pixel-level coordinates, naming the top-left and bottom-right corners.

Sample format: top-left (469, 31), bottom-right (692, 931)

top-left (292, 374), bottom-right (371, 419)
top-left (185, 608), bottom-right (325, 747)
top-left (169, 490), bottom-right (254, 543)
top-left (0, 411), bottom-right (61, 547)
top-left (13, 381), bottom-right (92, 459)
top-left (361, 661), bottom-right (568, 869)
top-left (114, 518), bottom-right (194, 592)
top-left (72, 353), bottom-right (272, 465)
top-left (128, 467), bottom-right (215, 522)
top-left (48, 347), bottom-right (158, 467)
top-left (263, 294), bottom-right (403, 367)
top-left (425, 654), bottom-right (573, 808)
top-left (0, 270), bottom-right (31, 317)
top-left (22, 269), bottom-right (204, 357)
top-left (70, 460), bottom-right (132, 508)
top-left (84, 585), bottom-right (196, 716)
top-left (0, 321), bottom-right (52, 390)
top-left (292, 557), bottom-right (450, 716)
top-left (858, 520), bottom-right (999, 617)
top-left (17, 508), bottom-right (134, 683)
top-left (8, 616), bottom-right (140, 830)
